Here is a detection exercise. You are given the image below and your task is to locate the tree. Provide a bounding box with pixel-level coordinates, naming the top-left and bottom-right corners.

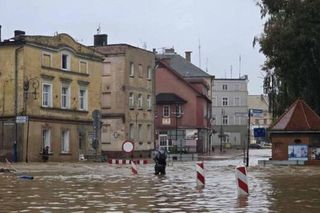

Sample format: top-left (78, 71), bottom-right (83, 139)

top-left (255, 0), bottom-right (320, 117)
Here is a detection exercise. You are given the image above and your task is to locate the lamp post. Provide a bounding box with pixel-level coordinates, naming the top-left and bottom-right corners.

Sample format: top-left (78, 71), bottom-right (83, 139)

top-left (23, 77), bottom-right (39, 163)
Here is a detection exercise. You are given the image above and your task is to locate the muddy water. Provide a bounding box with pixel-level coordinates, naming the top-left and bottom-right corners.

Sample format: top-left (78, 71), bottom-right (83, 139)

top-left (0, 150), bottom-right (320, 212)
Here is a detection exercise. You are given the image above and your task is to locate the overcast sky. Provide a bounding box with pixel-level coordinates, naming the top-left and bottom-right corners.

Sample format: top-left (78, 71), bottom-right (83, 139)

top-left (1, 0), bottom-right (265, 94)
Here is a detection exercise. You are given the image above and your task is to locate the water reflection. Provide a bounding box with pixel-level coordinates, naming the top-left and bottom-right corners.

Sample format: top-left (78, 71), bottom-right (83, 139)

top-left (0, 150), bottom-right (320, 212)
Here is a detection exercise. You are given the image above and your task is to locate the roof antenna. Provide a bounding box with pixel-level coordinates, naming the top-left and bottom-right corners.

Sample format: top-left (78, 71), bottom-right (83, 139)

top-left (205, 57), bottom-right (208, 72)
top-left (230, 65), bottom-right (233, 78)
top-left (198, 39), bottom-right (201, 68)
top-left (97, 24), bottom-right (101, 34)
top-left (239, 54), bottom-right (242, 78)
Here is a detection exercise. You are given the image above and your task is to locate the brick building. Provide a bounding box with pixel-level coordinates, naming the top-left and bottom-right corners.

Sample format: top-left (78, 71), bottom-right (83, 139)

top-left (155, 49), bottom-right (213, 154)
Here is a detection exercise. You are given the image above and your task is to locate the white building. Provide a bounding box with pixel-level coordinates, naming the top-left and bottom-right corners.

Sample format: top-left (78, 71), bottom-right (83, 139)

top-left (211, 75), bottom-right (248, 150)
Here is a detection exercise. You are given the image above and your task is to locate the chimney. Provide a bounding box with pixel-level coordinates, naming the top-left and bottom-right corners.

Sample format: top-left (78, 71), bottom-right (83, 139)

top-left (94, 34), bottom-right (108, 46)
top-left (14, 30), bottom-right (25, 37)
top-left (185, 51), bottom-right (192, 62)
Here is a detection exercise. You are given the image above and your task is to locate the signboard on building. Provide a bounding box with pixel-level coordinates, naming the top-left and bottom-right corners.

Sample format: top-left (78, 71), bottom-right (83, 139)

top-left (288, 144), bottom-right (308, 160)
top-left (162, 118), bottom-right (171, 125)
top-left (16, 116), bottom-right (28, 123)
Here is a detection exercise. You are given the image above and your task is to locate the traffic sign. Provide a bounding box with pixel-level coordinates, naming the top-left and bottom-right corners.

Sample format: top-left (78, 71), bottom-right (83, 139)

top-left (254, 128), bottom-right (266, 138)
top-left (16, 116), bottom-right (28, 123)
top-left (122, 141), bottom-right (134, 153)
top-left (250, 109), bottom-right (263, 117)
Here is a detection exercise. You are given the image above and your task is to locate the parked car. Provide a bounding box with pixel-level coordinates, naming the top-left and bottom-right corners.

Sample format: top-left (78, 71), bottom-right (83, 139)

top-left (249, 143), bottom-right (263, 149)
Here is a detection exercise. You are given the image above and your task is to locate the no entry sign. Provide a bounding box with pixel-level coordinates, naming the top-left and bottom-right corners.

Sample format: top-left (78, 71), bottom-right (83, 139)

top-left (122, 141), bottom-right (134, 153)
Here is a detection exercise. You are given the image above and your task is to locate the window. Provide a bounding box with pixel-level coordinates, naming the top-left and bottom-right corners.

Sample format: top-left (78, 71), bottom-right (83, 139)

top-left (61, 52), bottom-right (70, 70)
top-left (42, 129), bottom-right (51, 152)
top-left (61, 84), bottom-right (70, 109)
top-left (129, 62), bottom-right (134, 77)
top-left (129, 93), bottom-right (134, 108)
top-left (176, 105), bottom-right (183, 117)
top-left (138, 64), bottom-right (143, 78)
top-left (147, 66), bottom-right (152, 80)
top-left (222, 84), bottom-right (228, 90)
top-left (212, 97), bottom-right (217, 106)
top-left (61, 129), bottom-right (70, 153)
top-left (222, 115), bottom-right (228, 125)
top-left (147, 124), bottom-right (152, 142)
top-left (129, 123), bottom-right (134, 140)
top-left (222, 97), bottom-right (228, 106)
top-left (163, 105), bottom-right (170, 117)
top-left (103, 62), bottom-right (111, 76)
top-left (138, 94), bottom-right (143, 109)
top-left (102, 93), bottom-right (111, 108)
top-left (42, 52), bottom-right (52, 67)
top-left (234, 97), bottom-right (240, 106)
top-left (138, 124), bottom-right (142, 142)
top-left (79, 86), bottom-right (88, 110)
top-left (79, 61), bottom-right (88, 73)
top-left (147, 95), bottom-right (152, 110)
top-left (42, 83), bottom-right (52, 107)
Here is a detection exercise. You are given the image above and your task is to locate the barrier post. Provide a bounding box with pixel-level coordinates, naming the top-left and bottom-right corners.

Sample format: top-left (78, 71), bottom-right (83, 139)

top-left (235, 165), bottom-right (249, 196)
top-left (196, 161), bottom-right (205, 188)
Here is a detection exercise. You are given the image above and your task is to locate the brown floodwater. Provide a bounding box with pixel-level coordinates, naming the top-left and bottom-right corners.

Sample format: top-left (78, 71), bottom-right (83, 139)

top-left (0, 150), bottom-right (320, 212)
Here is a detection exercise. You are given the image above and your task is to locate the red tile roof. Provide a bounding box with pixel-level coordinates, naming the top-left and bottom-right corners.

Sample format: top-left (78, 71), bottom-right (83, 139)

top-left (270, 99), bottom-right (320, 131)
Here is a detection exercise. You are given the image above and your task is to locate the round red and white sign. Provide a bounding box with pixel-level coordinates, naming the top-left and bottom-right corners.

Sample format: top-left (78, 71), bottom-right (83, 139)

top-left (122, 141), bottom-right (134, 153)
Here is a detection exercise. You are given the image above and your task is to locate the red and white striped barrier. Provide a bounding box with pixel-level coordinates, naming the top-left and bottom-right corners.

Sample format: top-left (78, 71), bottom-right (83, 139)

top-left (196, 161), bottom-right (205, 187)
top-left (235, 165), bottom-right (249, 196)
top-left (131, 161), bottom-right (138, 175)
top-left (108, 159), bottom-right (148, 165)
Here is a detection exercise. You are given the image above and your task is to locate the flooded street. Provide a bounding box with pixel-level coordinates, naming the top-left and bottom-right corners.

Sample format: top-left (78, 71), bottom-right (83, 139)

top-left (1, 149), bottom-right (320, 212)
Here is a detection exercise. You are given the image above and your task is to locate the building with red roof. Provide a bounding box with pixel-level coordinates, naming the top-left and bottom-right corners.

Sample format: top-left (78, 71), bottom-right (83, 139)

top-left (269, 99), bottom-right (320, 164)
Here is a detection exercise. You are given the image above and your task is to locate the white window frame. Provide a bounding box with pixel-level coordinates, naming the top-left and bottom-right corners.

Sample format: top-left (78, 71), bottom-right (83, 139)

top-left (129, 62), bottom-right (134, 77)
top-left (147, 66), bottom-right (152, 80)
top-left (129, 123), bottom-right (134, 140)
top-left (222, 84), bottom-right (228, 90)
top-left (212, 96), bottom-right (217, 106)
top-left (222, 115), bottom-right (228, 125)
top-left (79, 86), bottom-right (88, 110)
top-left (79, 60), bottom-right (88, 74)
top-left (147, 95), bottom-right (152, 110)
top-left (222, 97), bottom-right (228, 106)
top-left (61, 84), bottom-right (70, 109)
top-left (129, 93), bottom-right (135, 108)
top-left (61, 129), bottom-right (70, 153)
top-left (138, 94), bottom-right (143, 109)
top-left (61, 51), bottom-right (71, 71)
top-left (138, 64), bottom-right (143, 78)
top-left (176, 105), bottom-right (183, 117)
top-left (234, 97), bottom-right (240, 106)
top-left (42, 82), bottom-right (52, 107)
top-left (163, 105), bottom-right (170, 117)
top-left (42, 129), bottom-right (51, 152)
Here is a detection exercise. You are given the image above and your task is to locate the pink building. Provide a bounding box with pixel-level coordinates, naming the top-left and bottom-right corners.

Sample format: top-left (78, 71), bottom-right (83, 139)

top-left (155, 49), bottom-right (213, 154)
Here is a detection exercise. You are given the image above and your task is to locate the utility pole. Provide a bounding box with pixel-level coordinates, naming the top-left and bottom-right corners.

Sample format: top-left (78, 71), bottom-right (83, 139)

top-left (246, 109), bottom-right (251, 167)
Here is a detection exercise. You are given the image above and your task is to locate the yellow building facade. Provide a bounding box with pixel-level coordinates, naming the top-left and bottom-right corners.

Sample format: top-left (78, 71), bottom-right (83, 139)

top-left (94, 37), bottom-right (155, 159)
top-left (0, 31), bottom-right (103, 162)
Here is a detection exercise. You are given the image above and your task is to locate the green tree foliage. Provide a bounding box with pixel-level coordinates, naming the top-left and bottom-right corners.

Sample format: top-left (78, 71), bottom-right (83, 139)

top-left (256, 0), bottom-right (320, 117)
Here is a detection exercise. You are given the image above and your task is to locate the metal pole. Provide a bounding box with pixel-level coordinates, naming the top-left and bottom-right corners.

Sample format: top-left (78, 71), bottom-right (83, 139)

top-left (246, 109), bottom-right (251, 167)
top-left (26, 118), bottom-right (30, 163)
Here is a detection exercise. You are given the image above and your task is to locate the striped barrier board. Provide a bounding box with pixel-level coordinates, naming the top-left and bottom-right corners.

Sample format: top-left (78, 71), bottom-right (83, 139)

top-left (108, 159), bottom-right (149, 165)
top-left (196, 161), bottom-right (205, 188)
top-left (235, 165), bottom-right (249, 196)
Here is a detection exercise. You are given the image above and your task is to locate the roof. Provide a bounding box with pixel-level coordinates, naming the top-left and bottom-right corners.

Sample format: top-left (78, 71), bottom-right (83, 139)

top-left (157, 53), bottom-right (211, 78)
top-left (248, 95), bottom-right (269, 111)
top-left (94, 43), bottom-right (154, 56)
top-left (269, 99), bottom-right (320, 131)
top-left (156, 93), bottom-right (187, 105)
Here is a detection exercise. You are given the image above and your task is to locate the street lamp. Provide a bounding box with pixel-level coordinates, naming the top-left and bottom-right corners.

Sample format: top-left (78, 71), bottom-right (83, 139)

top-left (23, 77), bottom-right (39, 163)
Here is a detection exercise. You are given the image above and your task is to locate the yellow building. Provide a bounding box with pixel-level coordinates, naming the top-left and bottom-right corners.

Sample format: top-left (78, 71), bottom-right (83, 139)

top-left (93, 34), bottom-right (155, 159)
top-left (0, 31), bottom-right (103, 162)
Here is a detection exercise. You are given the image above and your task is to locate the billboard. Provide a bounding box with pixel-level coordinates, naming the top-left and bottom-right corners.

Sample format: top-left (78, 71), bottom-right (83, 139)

top-left (288, 144), bottom-right (308, 160)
